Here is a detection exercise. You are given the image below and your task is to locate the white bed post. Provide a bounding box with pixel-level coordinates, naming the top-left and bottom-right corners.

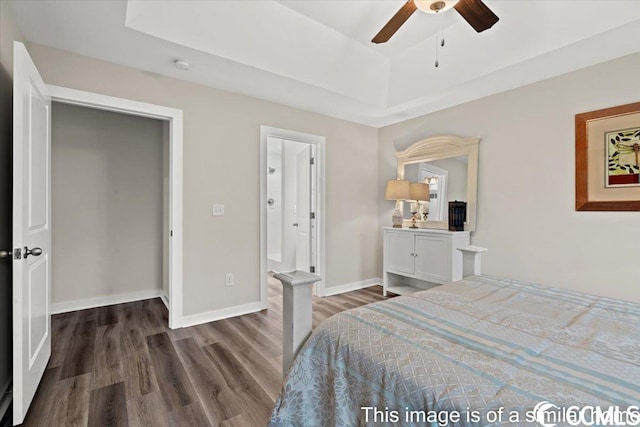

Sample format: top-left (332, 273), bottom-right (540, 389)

top-left (274, 271), bottom-right (322, 376)
top-left (458, 246), bottom-right (488, 277)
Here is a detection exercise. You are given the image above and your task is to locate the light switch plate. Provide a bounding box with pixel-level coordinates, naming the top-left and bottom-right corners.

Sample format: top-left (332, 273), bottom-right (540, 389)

top-left (212, 204), bottom-right (224, 216)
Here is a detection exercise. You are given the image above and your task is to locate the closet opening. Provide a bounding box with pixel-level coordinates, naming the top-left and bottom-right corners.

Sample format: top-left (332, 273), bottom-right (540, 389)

top-left (50, 102), bottom-right (170, 323)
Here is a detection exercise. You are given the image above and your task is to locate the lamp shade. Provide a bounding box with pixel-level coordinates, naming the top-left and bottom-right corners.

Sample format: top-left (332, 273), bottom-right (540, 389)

top-left (385, 180), bottom-right (410, 200)
top-left (409, 182), bottom-right (430, 202)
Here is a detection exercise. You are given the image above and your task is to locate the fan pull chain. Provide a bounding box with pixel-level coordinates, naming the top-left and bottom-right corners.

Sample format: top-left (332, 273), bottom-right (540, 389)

top-left (435, 25), bottom-right (445, 68)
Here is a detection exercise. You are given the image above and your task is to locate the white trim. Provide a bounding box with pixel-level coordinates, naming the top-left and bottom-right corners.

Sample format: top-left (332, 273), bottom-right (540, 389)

top-left (46, 85), bottom-right (184, 329)
top-left (51, 289), bottom-right (165, 314)
top-left (321, 278), bottom-right (382, 297)
top-left (181, 301), bottom-right (268, 328)
top-left (160, 293), bottom-right (169, 310)
top-left (47, 86), bottom-right (182, 121)
top-left (259, 126), bottom-right (326, 303)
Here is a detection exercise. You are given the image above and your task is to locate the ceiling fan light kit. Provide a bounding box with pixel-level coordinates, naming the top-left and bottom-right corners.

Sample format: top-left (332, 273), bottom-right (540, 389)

top-left (414, 0), bottom-right (459, 14)
top-left (372, 0), bottom-right (499, 44)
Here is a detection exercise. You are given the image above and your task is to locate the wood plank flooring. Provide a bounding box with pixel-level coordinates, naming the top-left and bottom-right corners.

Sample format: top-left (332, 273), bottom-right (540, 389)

top-left (21, 278), bottom-right (390, 426)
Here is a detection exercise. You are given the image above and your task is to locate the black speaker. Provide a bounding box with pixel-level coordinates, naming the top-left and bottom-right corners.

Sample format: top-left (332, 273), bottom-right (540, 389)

top-left (448, 201), bottom-right (466, 231)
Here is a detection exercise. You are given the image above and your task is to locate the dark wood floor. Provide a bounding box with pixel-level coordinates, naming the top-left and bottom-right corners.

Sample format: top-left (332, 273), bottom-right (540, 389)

top-left (21, 278), bottom-right (390, 426)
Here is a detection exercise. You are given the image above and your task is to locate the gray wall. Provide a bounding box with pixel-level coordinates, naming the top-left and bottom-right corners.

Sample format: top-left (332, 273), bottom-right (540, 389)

top-left (51, 103), bottom-right (164, 305)
top-left (379, 52), bottom-right (640, 303)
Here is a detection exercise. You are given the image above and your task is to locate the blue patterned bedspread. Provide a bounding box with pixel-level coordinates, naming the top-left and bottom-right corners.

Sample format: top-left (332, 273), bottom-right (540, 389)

top-left (269, 276), bottom-right (640, 426)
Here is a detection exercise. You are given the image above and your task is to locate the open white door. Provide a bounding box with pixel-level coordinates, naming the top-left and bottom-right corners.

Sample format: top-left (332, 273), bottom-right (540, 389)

top-left (295, 147), bottom-right (310, 271)
top-left (12, 41), bottom-right (51, 425)
top-left (308, 144), bottom-right (317, 275)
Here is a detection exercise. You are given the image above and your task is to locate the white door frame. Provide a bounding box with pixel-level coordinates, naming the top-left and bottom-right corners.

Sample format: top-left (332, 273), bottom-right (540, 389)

top-left (47, 85), bottom-right (184, 329)
top-left (259, 126), bottom-right (326, 301)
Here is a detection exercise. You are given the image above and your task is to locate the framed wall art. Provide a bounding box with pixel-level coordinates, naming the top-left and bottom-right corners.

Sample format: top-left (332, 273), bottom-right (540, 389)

top-left (575, 102), bottom-right (640, 211)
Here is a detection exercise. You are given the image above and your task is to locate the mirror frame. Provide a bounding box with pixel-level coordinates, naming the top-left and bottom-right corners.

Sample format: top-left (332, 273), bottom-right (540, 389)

top-left (396, 135), bottom-right (481, 231)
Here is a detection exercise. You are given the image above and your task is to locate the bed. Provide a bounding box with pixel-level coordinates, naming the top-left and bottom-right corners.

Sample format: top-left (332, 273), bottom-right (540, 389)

top-left (269, 275), bottom-right (640, 426)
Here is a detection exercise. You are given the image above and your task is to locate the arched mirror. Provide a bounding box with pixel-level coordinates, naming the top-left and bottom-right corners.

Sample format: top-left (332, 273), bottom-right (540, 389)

top-left (396, 135), bottom-right (480, 231)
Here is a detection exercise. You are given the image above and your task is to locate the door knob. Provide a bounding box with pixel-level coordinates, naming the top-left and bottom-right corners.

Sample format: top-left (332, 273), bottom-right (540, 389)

top-left (292, 223), bottom-right (299, 227)
top-left (23, 247), bottom-right (42, 259)
top-left (0, 250), bottom-right (11, 259)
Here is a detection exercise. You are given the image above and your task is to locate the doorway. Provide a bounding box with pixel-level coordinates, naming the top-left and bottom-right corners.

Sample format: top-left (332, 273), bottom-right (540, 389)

top-left (50, 102), bottom-right (167, 319)
top-left (260, 126), bottom-right (325, 304)
top-left (47, 86), bottom-right (184, 329)
top-left (266, 138), bottom-right (316, 273)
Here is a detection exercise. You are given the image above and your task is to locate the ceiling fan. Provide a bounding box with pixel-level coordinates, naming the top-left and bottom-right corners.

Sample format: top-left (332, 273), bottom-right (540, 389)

top-left (372, 0), bottom-right (499, 44)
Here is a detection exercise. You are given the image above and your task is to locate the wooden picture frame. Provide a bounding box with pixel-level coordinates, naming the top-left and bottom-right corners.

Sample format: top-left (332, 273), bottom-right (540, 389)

top-left (575, 102), bottom-right (640, 211)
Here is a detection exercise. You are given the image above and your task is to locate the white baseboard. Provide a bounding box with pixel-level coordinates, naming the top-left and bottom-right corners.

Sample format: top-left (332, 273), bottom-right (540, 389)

top-left (51, 289), bottom-right (165, 314)
top-left (160, 293), bottom-right (169, 310)
top-left (181, 301), bottom-right (268, 328)
top-left (322, 278), bottom-right (382, 297)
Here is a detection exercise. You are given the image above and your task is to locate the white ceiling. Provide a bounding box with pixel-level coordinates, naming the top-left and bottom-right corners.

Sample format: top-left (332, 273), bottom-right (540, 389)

top-left (10, 0), bottom-right (640, 127)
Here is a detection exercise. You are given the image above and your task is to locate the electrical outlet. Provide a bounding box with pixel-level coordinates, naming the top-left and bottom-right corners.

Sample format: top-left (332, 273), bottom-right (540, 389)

top-left (212, 204), bottom-right (225, 216)
top-left (225, 273), bottom-right (234, 287)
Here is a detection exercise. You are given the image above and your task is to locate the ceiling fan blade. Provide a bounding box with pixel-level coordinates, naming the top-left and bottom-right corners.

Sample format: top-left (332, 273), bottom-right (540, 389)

top-left (454, 0), bottom-right (499, 33)
top-left (372, 0), bottom-right (417, 44)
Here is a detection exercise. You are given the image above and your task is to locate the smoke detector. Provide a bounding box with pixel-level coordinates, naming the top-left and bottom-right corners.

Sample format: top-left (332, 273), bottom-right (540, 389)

top-left (173, 59), bottom-right (192, 71)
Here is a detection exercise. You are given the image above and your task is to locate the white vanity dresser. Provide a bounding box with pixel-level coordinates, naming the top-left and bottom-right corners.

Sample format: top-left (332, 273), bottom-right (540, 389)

top-left (383, 228), bottom-right (470, 295)
top-left (383, 134), bottom-right (480, 296)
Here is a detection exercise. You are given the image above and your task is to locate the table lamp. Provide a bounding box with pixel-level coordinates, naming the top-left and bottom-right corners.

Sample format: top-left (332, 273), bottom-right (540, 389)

top-left (385, 180), bottom-right (410, 228)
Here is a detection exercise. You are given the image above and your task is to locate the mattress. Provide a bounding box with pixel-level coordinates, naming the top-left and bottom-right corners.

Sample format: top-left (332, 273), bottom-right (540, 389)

top-left (269, 275), bottom-right (640, 426)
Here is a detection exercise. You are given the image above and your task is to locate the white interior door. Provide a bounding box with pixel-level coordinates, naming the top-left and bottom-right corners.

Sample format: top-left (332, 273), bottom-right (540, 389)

top-left (295, 147), bottom-right (310, 271)
top-left (308, 144), bottom-right (317, 274)
top-left (12, 41), bottom-right (52, 425)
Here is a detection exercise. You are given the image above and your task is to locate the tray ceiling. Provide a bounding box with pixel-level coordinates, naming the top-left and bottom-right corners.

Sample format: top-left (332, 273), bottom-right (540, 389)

top-left (10, 0), bottom-right (640, 127)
